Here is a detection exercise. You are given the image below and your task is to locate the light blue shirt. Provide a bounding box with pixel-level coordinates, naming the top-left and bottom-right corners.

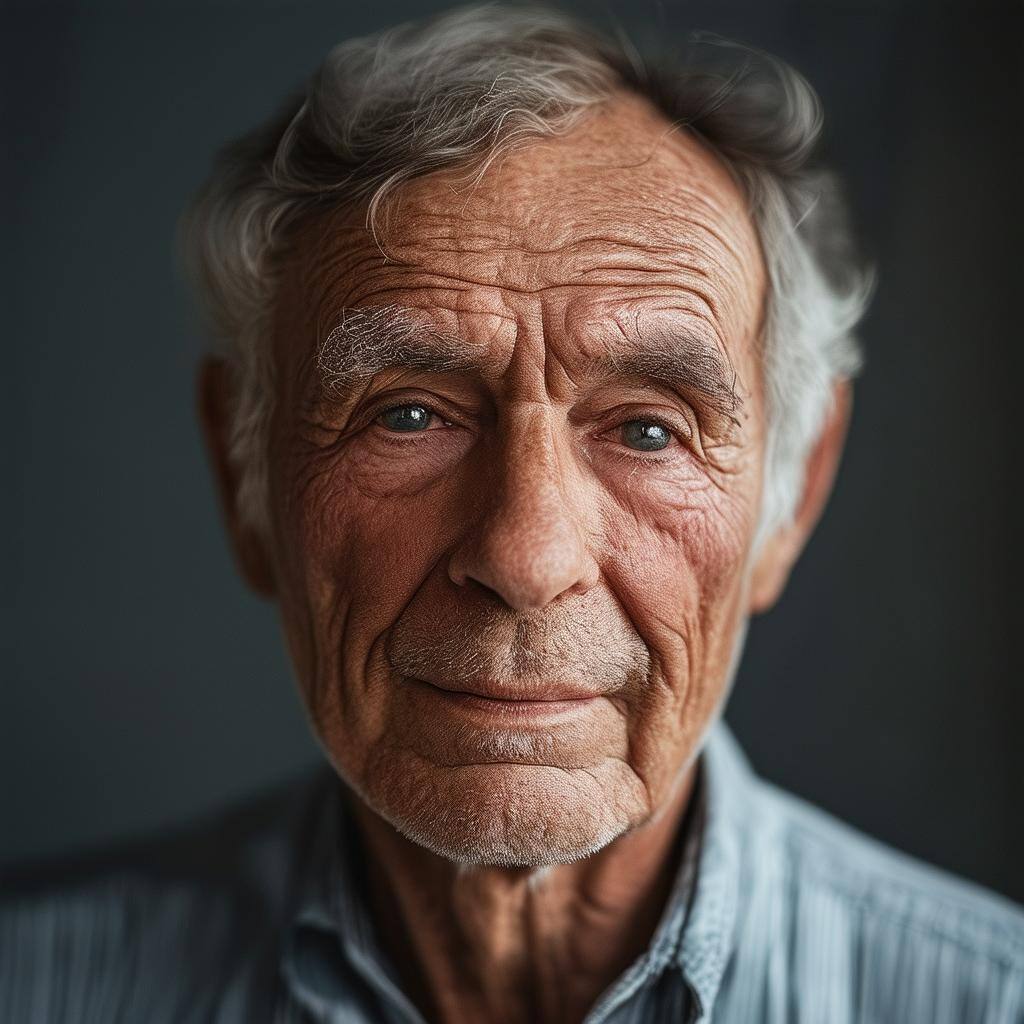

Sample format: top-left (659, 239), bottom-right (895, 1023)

top-left (2, 718), bottom-right (1022, 1022)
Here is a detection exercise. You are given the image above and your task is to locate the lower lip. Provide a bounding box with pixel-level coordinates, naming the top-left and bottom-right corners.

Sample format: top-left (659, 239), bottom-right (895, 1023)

top-left (413, 680), bottom-right (601, 718)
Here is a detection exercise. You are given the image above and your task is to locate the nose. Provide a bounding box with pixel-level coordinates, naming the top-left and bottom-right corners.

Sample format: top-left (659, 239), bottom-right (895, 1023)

top-left (447, 406), bottom-right (599, 611)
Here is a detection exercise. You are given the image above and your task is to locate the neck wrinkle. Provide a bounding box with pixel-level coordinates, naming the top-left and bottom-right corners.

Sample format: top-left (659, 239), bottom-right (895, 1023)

top-left (341, 759), bottom-right (703, 1024)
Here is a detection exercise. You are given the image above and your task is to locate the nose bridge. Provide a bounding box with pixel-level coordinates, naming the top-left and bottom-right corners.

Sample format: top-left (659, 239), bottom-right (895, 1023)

top-left (451, 402), bottom-right (597, 610)
top-left (500, 404), bottom-right (568, 519)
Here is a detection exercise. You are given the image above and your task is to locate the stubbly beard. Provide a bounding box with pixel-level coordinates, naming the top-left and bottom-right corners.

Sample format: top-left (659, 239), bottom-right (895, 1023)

top-left (348, 750), bottom-right (650, 867)
top-left (325, 612), bottom-right (751, 868)
top-left (384, 588), bottom-right (652, 699)
top-left (319, 587), bottom-right (653, 865)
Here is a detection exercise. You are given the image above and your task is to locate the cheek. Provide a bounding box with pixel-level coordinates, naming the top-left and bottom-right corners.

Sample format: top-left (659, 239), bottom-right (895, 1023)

top-left (601, 480), bottom-right (750, 702)
top-left (283, 436), bottom-right (460, 595)
top-left (598, 460), bottom-right (757, 785)
top-left (602, 455), bottom-right (758, 616)
top-left (271, 446), bottom-right (458, 755)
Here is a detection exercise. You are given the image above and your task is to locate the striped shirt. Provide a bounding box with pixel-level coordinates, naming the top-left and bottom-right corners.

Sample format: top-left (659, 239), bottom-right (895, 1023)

top-left (2, 718), bottom-right (1022, 1022)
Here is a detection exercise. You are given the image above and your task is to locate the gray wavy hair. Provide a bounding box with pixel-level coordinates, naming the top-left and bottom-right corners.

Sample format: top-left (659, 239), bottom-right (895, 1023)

top-left (181, 2), bottom-right (872, 556)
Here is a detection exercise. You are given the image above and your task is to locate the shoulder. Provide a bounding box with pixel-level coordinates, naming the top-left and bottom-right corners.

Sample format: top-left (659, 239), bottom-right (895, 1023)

top-left (755, 778), bottom-right (1024, 960)
top-left (740, 773), bottom-right (1024, 1021)
top-left (0, 763), bottom-right (332, 1022)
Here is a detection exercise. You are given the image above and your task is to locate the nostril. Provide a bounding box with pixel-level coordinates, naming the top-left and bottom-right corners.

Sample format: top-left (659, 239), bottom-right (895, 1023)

top-left (461, 575), bottom-right (509, 606)
top-left (457, 534), bottom-right (595, 611)
top-left (447, 552), bottom-right (502, 602)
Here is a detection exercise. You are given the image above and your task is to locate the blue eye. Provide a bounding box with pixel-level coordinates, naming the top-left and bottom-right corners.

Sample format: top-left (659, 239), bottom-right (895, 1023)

top-left (621, 420), bottom-right (672, 452)
top-left (378, 404), bottom-right (433, 432)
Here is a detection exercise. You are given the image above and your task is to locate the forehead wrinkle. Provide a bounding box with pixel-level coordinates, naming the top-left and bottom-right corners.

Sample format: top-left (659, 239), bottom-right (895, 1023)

top-left (315, 304), bottom-right (490, 395)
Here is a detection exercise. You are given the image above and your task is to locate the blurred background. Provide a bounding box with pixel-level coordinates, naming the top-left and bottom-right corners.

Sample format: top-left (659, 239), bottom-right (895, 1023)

top-left (3, 0), bottom-right (1021, 902)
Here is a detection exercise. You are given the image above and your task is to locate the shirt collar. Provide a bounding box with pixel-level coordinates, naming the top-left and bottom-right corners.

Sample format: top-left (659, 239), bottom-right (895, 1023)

top-left (282, 714), bottom-right (753, 1022)
top-left (281, 769), bottom-right (426, 1023)
top-left (672, 715), bottom-right (754, 1019)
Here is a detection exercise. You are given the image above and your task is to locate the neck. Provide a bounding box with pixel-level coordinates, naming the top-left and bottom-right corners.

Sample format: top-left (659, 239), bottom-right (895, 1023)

top-left (343, 764), bottom-right (700, 1024)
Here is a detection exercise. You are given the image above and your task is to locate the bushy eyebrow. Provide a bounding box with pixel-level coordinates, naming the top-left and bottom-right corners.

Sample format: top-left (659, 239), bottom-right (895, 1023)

top-left (316, 305), bottom-right (485, 395)
top-left (590, 323), bottom-right (744, 421)
top-left (316, 304), bottom-right (744, 421)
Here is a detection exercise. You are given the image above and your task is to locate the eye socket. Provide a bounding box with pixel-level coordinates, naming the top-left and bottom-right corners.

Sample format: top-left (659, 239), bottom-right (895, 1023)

top-left (372, 403), bottom-right (681, 454)
top-left (618, 419), bottom-right (674, 452)
top-left (376, 402), bottom-right (441, 433)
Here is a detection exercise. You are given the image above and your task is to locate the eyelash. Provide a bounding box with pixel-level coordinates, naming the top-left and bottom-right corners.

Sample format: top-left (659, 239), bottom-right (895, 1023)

top-left (370, 401), bottom-right (688, 459)
top-left (373, 400), bottom-right (452, 429)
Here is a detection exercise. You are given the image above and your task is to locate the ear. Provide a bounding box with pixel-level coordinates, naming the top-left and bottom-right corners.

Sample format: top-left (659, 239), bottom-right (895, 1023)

top-left (747, 378), bottom-right (853, 614)
top-left (196, 356), bottom-right (277, 597)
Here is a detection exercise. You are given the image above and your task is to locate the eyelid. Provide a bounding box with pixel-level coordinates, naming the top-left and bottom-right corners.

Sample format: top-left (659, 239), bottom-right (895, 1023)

top-left (366, 397), bottom-right (693, 452)
top-left (622, 413), bottom-right (686, 439)
top-left (371, 398), bottom-right (453, 429)
top-left (599, 407), bottom-right (693, 446)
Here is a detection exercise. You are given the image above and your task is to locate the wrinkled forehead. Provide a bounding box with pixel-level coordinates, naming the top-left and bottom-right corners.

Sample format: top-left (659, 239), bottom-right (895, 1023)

top-left (274, 90), bottom-right (767, 383)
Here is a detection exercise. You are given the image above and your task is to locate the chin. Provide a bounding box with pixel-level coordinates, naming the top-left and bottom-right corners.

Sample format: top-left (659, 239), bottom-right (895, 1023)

top-left (360, 756), bottom-right (646, 867)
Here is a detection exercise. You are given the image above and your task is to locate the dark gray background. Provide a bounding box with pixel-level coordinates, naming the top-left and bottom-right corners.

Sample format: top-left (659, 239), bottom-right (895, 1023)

top-left (4, 0), bottom-right (1021, 903)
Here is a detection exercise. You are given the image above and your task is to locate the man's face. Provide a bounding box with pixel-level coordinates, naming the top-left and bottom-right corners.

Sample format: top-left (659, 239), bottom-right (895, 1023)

top-left (263, 91), bottom-right (768, 866)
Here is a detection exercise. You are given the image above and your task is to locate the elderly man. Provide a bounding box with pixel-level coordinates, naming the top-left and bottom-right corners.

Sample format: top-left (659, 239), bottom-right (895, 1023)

top-left (3, 5), bottom-right (1022, 1023)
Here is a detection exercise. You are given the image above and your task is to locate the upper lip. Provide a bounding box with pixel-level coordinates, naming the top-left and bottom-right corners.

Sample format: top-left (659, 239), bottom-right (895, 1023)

top-left (415, 676), bottom-right (606, 702)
